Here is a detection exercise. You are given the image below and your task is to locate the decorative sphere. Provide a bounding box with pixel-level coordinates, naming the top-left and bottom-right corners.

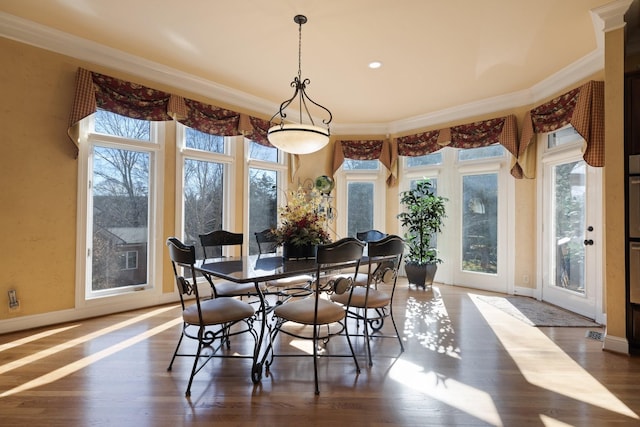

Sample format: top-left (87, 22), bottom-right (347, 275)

top-left (315, 175), bottom-right (334, 194)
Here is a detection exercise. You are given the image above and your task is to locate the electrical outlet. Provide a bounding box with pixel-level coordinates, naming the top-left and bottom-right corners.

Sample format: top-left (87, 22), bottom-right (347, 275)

top-left (8, 289), bottom-right (20, 311)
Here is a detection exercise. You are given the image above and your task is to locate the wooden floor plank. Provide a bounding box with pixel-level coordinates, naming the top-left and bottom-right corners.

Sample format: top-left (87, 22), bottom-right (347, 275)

top-left (0, 280), bottom-right (638, 426)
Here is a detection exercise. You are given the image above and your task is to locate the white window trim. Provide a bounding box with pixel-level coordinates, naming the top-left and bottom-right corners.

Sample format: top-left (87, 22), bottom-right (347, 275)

top-left (335, 162), bottom-right (386, 239)
top-left (174, 125), bottom-right (236, 257)
top-left (75, 114), bottom-right (165, 310)
top-left (536, 130), bottom-right (604, 321)
top-left (243, 139), bottom-right (286, 255)
top-left (398, 147), bottom-right (514, 293)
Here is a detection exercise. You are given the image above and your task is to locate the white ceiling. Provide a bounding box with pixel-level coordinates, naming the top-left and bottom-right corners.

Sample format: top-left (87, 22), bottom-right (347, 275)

top-left (0, 0), bottom-right (623, 135)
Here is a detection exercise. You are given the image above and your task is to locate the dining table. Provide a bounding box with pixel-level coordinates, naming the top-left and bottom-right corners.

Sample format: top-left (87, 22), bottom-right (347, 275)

top-left (194, 253), bottom-right (377, 383)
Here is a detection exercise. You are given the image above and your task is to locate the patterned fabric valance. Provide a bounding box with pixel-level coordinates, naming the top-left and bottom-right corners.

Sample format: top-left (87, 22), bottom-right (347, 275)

top-left (177, 98), bottom-right (242, 136)
top-left (448, 115), bottom-right (518, 157)
top-left (396, 130), bottom-right (441, 156)
top-left (240, 116), bottom-right (274, 148)
top-left (67, 67), bottom-right (273, 153)
top-left (67, 68), bottom-right (185, 148)
top-left (391, 114), bottom-right (519, 180)
top-left (332, 139), bottom-right (393, 184)
top-left (517, 80), bottom-right (604, 178)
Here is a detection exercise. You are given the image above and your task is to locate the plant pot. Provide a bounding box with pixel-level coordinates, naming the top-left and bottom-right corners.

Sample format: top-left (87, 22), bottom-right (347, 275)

top-left (282, 242), bottom-right (317, 260)
top-left (405, 262), bottom-right (437, 289)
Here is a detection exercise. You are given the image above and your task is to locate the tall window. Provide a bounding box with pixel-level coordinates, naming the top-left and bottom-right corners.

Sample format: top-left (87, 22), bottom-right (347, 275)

top-left (83, 110), bottom-right (160, 298)
top-left (178, 125), bottom-right (231, 260)
top-left (461, 173), bottom-right (498, 273)
top-left (401, 143), bottom-right (511, 293)
top-left (337, 159), bottom-right (386, 239)
top-left (246, 140), bottom-right (282, 255)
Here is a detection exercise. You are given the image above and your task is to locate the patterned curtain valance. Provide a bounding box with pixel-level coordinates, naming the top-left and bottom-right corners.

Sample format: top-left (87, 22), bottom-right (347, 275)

top-left (240, 116), bottom-right (274, 148)
top-left (68, 68), bottom-right (181, 127)
top-left (517, 80), bottom-right (604, 178)
top-left (177, 98), bottom-right (241, 136)
top-left (67, 67), bottom-right (275, 154)
top-left (397, 130), bottom-right (441, 156)
top-left (332, 139), bottom-right (393, 184)
top-left (448, 115), bottom-right (518, 157)
top-left (391, 114), bottom-right (519, 179)
top-left (68, 68), bottom-right (185, 151)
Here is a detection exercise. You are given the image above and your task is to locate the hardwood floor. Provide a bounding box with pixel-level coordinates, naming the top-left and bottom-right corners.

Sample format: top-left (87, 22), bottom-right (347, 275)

top-left (1, 280), bottom-right (639, 426)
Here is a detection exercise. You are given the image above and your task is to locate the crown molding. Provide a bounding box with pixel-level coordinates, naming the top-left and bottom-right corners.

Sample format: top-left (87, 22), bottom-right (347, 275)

top-left (0, 10), bottom-right (607, 137)
top-left (0, 12), bottom-right (275, 117)
top-left (339, 48), bottom-right (603, 136)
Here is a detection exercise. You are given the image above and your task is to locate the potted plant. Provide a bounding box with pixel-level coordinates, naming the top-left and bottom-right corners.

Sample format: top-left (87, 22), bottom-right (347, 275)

top-left (397, 179), bottom-right (447, 288)
top-left (272, 186), bottom-right (331, 259)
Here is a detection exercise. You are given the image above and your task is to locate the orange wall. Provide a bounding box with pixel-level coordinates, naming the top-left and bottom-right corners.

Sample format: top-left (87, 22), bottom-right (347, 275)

top-left (1, 37), bottom-right (79, 317)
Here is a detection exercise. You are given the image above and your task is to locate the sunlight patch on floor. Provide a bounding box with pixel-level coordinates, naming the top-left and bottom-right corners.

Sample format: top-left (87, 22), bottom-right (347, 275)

top-left (0, 324), bottom-right (80, 353)
top-left (389, 358), bottom-right (503, 426)
top-left (539, 414), bottom-right (575, 426)
top-left (288, 339), bottom-right (315, 355)
top-left (0, 317), bottom-right (182, 397)
top-left (403, 287), bottom-right (461, 359)
top-left (0, 305), bottom-right (176, 376)
top-left (470, 293), bottom-right (638, 419)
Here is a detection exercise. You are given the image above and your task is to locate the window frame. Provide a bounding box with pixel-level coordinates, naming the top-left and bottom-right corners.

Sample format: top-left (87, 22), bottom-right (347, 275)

top-left (335, 159), bottom-right (386, 239)
top-left (75, 112), bottom-right (165, 307)
top-left (243, 138), bottom-right (287, 255)
top-left (174, 123), bottom-right (237, 257)
top-left (398, 145), bottom-right (514, 293)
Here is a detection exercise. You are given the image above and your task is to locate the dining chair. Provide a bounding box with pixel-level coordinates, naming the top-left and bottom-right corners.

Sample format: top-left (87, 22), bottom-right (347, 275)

top-left (166, 237), bottom-right (257, 397)
top-left (356, 229), bottom-right (387, 243)
top-left (199, 229), bottom-right (263, 298)
top-left (266, 237), bottom-right (365, 395)
top-left (324, 226), bottom-right (385, 295)
top-left (355, 229), bottom-right (391, 287)
top-left (254, 229), bottom-right (313, 298)
top-left (331, 234), bottom-right (405, 366)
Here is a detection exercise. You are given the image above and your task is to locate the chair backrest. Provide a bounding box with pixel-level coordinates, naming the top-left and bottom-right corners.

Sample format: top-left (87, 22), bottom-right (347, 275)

top-left (254, 229), bottom-right (278, 255)
top-left (367, 234), bottom-right (404, 259)
top-left (366, 234), bottom-right (405, 287)
top-left (316, 237), bottom-right (365, 266)
top-left (315, 238), bottom-right (366, 310)
top-left (166, 237), bottom-right (201, 309)
top-left (356, 229), bottom-right (387, 243)
top-left (199, 230), bottom-right (243, 259)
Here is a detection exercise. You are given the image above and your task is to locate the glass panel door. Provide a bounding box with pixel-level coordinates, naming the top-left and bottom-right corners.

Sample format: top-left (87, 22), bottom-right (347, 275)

top-left (541, 153), bottom-right (601, 318)
top-left (462, 174), bottom-right (498, 274)
top-left (347, 181), bottom-right (374, 237)
top-left (551, 161), bottom-right (586, 293)
top-left (452, 170), bottom-right (508, 293)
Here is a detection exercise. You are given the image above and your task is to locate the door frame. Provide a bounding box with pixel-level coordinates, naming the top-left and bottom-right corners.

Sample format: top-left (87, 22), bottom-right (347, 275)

top-left (536, 134), bottom-right (605, 323)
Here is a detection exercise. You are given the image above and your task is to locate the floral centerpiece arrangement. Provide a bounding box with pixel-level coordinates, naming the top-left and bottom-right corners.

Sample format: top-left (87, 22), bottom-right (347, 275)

top-left (272, 186), bottom-right (331, 259)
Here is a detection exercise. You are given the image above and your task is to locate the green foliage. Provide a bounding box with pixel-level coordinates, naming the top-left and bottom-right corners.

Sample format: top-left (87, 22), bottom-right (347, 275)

top-left (397, 179), bottom-right (447, 265)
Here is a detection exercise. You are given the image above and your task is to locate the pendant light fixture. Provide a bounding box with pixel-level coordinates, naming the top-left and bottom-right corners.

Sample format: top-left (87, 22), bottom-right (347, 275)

top-left (267, 15), bottom-right (332, 155)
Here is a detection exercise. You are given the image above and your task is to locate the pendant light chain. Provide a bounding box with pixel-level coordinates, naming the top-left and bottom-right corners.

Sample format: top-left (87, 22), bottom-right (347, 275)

top-left (298, 18), bottom-right (302, 82)
top-left (267, 14), bottom-right (332, 155)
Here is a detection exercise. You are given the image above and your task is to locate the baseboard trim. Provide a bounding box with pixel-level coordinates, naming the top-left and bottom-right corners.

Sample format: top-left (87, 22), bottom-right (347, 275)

top-left (0, 292), bottom-right (180, 335)
top-left (603, 334), bottom-right (629, 355)
top-left (513, 286), bottom-right (535, 298)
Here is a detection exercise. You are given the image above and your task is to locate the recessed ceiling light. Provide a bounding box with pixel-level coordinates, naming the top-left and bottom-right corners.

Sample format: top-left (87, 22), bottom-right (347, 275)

top-left (368, 61), bottom-right (382, 69)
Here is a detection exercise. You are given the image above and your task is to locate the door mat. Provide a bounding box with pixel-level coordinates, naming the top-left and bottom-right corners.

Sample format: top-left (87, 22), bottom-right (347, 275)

top-left (477, 295), bottom-right (601, 327)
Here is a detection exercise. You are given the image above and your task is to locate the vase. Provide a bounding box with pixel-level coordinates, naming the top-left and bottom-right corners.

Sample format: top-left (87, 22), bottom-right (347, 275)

top-left (405, 262), bottom-right (438, 289)
top-left (282, 242), bottom-right (317, 260)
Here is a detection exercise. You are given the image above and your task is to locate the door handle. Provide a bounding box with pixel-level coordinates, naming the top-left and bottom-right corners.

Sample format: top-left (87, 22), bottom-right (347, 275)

top-left (583, 239), bottom-right (594, 246)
